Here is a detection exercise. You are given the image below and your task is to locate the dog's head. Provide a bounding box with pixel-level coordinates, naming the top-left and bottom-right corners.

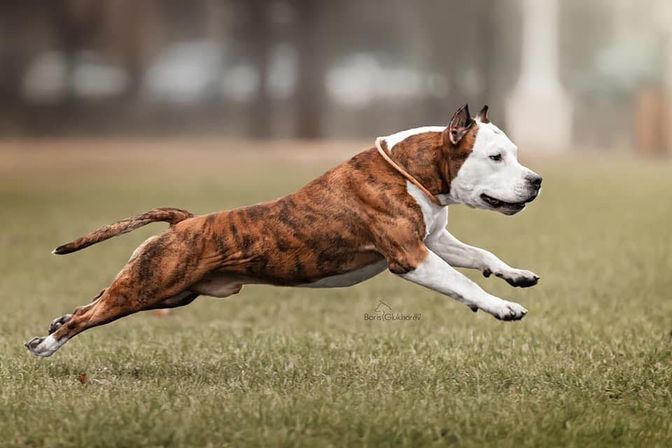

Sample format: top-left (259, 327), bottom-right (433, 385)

top-left (443, 104), bottom-right (542, 215)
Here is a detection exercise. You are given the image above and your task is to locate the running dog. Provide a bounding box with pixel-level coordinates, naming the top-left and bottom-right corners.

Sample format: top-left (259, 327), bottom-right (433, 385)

top-left (26, 104), bottom-right (542, 357)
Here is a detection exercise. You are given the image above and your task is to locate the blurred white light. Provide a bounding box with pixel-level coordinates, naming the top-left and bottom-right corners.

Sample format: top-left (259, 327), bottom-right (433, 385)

top-left (327, 54), bottom-right (379, 107)
top-left (72, 52), bottom-right (129, 98)
top-left (22, 51), bottom-right (68, 102)
top-left (426, 73), bottom-right (450, 98)
top-left (595, 38), bottom-right (658, 90)
top-left (145, 41), bottom-right (223, 103)
top-left (219, 64), bottom-right (259, 102)
top-left (327, 53), bottom-right (439, 108)
top-left (268, 43), bottom-right (298, 99)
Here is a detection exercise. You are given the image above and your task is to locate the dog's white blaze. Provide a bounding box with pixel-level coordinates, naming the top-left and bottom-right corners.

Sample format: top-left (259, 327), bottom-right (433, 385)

top-left (301, 260), bottom-right (387, 288)
top-left (449, 121), bottom-right (539, 208)
top-left (383, 126), bottom-right (445, 151)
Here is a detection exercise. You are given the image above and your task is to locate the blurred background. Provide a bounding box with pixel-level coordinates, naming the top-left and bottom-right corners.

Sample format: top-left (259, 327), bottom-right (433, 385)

top-left (1, 0), bottom-right (672, 154)
top-left (2, 4), bottom-right (672, 445)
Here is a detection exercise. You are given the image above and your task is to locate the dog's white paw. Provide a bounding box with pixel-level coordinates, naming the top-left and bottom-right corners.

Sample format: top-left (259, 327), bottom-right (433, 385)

top-left (25, 335), bottom-right (66, 357)
top-left (488, 300), bottom-right (527, 321)
top-left (485, 268), bottom-right (539, 288)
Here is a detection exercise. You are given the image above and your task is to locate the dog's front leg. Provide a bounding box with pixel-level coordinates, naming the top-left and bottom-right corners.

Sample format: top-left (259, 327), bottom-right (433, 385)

top-left (396, 250), bottom-right (527, 320)
top-left (426, 230), bottom-right (539, 288)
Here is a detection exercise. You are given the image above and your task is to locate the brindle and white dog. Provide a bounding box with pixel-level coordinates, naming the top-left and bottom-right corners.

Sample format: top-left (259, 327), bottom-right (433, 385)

top-left (26, 104), bottom-right (542, 357)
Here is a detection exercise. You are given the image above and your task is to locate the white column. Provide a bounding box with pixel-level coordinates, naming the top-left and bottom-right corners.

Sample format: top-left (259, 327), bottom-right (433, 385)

top-left (506, 0), bottom-right (572, 150)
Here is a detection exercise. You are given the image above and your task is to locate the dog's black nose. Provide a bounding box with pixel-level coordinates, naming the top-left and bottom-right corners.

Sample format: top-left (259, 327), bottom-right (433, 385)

top-left (528, 175), bottom-right (542, 188)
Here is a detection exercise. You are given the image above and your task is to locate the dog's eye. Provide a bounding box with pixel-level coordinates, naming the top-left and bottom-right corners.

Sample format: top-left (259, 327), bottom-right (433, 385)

top-left (489, 154), bottom-right (503, 162)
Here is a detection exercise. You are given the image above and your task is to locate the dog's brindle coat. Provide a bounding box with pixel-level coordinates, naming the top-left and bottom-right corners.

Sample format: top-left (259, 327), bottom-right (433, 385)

top-left (26, 104), bottom-right (542, 357)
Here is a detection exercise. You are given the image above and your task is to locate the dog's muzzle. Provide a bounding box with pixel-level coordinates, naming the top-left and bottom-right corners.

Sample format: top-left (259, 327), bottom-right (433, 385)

top-left (480, 186), bottom-right (540, 214)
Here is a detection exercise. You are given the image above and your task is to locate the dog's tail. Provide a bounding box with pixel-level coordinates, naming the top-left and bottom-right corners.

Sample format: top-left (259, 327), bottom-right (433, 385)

top-left (52, 207), bottom-right (194, 255)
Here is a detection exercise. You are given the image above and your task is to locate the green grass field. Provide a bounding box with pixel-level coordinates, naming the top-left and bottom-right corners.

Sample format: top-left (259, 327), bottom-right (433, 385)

top-left (1, 141), bottom-right (671, 447)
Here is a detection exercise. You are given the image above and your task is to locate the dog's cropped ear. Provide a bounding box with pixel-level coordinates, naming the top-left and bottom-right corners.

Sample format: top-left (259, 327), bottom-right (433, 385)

top-left (444, 104), bottom-right (475, 145)
top-left (477, 105), bottom-right (490, 123)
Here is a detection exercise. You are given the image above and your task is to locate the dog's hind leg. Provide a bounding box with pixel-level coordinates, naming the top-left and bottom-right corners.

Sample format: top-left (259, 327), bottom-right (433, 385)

top-left (47, 290), bottom-right (199, 335)
top-left (26, 232), bottom-right (211, 357)
top-left (47, 289), bottom-right (106, 334)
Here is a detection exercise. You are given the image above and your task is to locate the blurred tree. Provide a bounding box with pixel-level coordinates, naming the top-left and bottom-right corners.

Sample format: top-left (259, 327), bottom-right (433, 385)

top-left (293, 0), bottom-right (325, 138)
top-left (52, 0), bottom-right (101, 102)
top-left (104, 0), bottom-right (161, 99)
top-left (245, 0), bottom-right (273, 138)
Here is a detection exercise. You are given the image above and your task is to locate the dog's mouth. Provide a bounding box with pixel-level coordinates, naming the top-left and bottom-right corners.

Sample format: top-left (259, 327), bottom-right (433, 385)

top-left (480, 193), bottom-right (536, 213)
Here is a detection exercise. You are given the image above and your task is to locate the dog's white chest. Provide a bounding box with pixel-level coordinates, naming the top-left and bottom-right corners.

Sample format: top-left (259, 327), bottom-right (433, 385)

top-left (406, 182), bottom-right (448, 238)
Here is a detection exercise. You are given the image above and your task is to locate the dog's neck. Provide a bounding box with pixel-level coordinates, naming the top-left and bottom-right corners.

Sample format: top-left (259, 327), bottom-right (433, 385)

top-left (384, 125), bottom-right (478, 202)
